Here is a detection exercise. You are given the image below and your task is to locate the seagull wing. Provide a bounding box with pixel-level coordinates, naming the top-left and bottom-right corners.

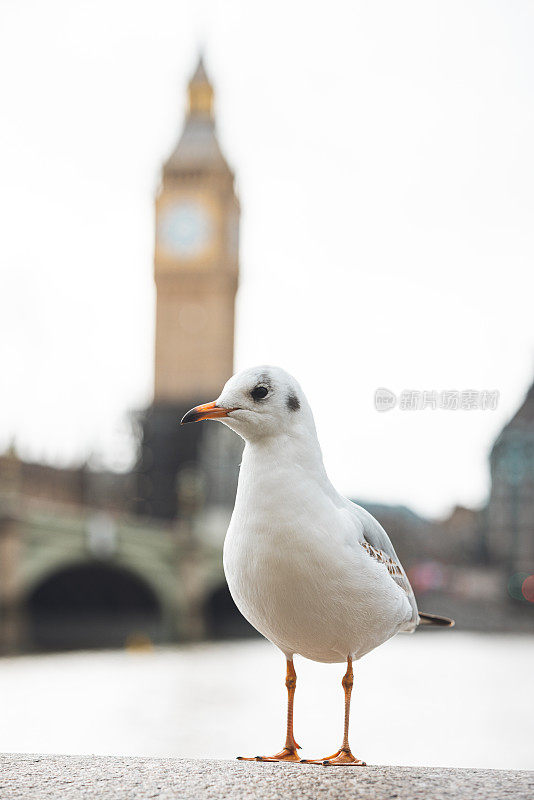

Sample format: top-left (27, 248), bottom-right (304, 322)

top-left (347, 501), bottom-right (419, 629)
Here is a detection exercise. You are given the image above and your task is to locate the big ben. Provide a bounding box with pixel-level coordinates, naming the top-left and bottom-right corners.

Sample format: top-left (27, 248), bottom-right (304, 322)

top-left (137, 56), bottom-right (241, 520)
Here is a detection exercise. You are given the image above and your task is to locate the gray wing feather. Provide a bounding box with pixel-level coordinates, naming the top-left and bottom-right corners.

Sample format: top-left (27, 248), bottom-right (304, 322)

top-left (349, 501), bottom-right (419, 628)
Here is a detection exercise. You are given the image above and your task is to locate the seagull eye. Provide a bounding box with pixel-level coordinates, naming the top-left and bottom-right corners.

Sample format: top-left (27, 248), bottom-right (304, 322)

top-left (250, 385), bottom-right (269, 401)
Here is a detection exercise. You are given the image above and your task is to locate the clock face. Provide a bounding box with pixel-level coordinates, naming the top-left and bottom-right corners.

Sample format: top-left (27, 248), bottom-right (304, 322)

top-left (158, 200), bottom-right (212, 257)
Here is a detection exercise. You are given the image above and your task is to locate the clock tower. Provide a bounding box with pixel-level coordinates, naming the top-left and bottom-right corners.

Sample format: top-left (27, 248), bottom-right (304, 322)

top-left (136, 57), bottom-right (241, 520)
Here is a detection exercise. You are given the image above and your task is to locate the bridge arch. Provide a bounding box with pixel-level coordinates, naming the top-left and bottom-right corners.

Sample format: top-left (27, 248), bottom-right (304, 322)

top-left (25, 560), bottom-right (164, 651)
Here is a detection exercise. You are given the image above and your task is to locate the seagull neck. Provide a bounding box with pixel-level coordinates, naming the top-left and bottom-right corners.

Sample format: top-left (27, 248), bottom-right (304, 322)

top-left (241, 429), bottom-right (331, 486)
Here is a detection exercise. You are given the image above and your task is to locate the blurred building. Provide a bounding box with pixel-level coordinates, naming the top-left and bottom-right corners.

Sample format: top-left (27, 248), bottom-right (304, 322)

top-left (385, 379), bottom-right (534, 629)
top-left (136, 56), bottom-right (242, 521)
top-left (486, 381), bottom-right (534, 576)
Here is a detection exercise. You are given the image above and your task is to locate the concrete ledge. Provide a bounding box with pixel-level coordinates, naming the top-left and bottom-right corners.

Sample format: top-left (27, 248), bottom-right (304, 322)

top-left (0, 755), bottom-right (532, 800)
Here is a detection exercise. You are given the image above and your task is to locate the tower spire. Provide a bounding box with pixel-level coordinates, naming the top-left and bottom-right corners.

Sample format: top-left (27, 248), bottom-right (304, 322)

top-left (187, 54), bottom-right (214, 118)
top-left (165, 53), bottom-right (230, 175)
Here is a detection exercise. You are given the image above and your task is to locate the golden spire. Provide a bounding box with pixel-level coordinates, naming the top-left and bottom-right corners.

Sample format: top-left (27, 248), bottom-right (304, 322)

top-left (187, 55), bottom-right (214, 118)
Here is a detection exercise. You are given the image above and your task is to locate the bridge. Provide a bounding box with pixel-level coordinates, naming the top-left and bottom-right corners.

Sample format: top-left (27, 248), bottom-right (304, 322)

top-left (0, 498), bottom-right (252, 654)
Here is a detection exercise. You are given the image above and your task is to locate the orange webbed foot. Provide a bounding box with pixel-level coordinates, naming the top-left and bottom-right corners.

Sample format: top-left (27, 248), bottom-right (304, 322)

top-left (301, 747), bottom-right (366, 766)
top-left (237, 746), bottom-right (301, 763)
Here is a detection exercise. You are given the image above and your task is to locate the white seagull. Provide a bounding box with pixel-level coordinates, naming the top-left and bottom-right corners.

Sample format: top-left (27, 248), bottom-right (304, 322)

top-left (181, 365), bottom-right (453, 766)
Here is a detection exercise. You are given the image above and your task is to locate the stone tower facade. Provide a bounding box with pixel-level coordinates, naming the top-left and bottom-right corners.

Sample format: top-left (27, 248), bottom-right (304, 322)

top-left (136, 57), bottom-right (241, 520)
top-left (154, 57), bottom-right (239, 402)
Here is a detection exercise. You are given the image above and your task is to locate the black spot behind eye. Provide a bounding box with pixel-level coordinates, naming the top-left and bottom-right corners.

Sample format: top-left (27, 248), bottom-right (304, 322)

top-left (287, 394), bottom-right (300, 411)
top-left (251, 385), bottom-right (269, 401)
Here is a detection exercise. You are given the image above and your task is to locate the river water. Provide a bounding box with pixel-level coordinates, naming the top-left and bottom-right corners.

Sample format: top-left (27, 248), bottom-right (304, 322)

top-left (1, 633), bottom-right (532, 770)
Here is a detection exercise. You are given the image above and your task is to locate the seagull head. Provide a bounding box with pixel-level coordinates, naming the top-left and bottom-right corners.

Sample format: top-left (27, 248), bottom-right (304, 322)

top-left (181, 365), bottom-right (314, 442)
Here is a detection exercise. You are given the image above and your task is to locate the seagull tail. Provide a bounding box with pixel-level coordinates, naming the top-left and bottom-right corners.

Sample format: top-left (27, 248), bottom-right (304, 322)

top-left (418, 612), bottom-right (455, 628)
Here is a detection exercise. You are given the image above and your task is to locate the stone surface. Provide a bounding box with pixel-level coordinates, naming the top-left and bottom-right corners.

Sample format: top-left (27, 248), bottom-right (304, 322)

top-left (0, 755), bottom-right (533, 800)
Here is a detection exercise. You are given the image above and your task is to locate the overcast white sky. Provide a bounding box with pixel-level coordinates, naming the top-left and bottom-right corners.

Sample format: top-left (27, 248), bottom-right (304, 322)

top-left (0, 0), bottom-right (533, 517)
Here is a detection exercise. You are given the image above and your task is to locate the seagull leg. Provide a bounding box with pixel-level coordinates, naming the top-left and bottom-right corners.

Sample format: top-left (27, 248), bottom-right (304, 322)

top-left (237, 658), bottom-right (302, 762)
top-left (301, 657), bottom-right (366, 766)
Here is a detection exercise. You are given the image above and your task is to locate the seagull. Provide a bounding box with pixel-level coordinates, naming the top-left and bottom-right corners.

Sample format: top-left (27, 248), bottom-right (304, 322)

top-left (181, 365), bottom-right (454, 766)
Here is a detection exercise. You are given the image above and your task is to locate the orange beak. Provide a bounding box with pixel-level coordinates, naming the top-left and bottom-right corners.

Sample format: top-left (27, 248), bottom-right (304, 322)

top-left (180, 400), bottom-right (233, 425)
